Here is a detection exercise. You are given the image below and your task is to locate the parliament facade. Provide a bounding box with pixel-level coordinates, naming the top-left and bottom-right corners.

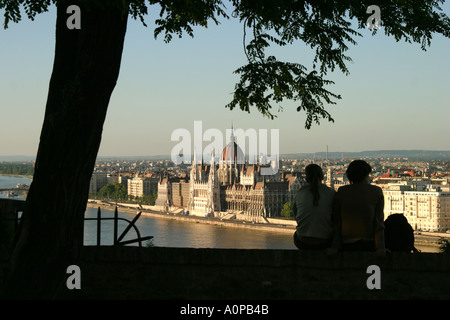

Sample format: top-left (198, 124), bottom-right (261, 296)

top-left (156, 134), bottom-right (304, 221)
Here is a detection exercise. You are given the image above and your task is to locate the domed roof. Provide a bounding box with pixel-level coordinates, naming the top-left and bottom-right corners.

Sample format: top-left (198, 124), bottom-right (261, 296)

top-left (221, 141), bottom-right (244, 164)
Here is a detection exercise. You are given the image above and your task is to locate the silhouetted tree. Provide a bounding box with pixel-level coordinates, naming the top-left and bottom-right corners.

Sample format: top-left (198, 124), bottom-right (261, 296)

top-left (0, 0), bottom-right (448, 299)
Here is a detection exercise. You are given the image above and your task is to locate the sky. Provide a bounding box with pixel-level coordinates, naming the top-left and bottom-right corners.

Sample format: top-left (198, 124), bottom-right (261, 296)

top-left (0, 3), bottom-right (449, 159)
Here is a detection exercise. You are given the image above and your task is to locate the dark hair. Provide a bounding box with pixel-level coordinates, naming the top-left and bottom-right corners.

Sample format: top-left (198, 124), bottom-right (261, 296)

top-left (346, 160), bottom-right (372, 183)
top-left (305, 164), bottom-right (324, 206)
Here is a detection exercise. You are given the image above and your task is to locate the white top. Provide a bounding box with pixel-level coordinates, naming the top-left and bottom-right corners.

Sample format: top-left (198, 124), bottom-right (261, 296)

top-left (293, 184), bottom-right (335, 240)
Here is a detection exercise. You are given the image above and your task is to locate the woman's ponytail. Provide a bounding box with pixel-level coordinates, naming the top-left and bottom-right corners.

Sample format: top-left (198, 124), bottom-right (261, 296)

top-left (305, 164), bottom-right (324, 207)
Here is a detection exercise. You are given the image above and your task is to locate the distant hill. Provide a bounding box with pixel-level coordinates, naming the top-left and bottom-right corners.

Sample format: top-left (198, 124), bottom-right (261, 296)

top-left (97, 155), bottom-right (170, 160)
top-left (2, 150), bottom-right (450, 162)
top-left (102, 150), bottom-right (450, 161)
top-left (281, 150), bottom-right (450, 161)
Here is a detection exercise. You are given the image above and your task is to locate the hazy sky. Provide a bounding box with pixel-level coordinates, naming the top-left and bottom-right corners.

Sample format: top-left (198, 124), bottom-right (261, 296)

top-left (0, 3), bottom-right (449, 158)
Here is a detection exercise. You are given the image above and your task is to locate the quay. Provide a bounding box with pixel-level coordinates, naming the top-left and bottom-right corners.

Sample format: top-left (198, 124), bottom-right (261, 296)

top-left (86, 200), bottom-right (297, 234)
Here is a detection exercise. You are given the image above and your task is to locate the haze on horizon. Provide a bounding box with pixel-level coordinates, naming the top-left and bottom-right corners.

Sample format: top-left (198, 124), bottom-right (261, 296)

top-left (2, 150), bottom-right (450, 163)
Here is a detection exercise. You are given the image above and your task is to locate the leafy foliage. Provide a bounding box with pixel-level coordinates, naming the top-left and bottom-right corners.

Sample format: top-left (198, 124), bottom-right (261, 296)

top-left (1, 0), bottom-right (52, 27)
top-left (133, 192), bottom-right (158, 205)
top-left (96, 182), bottom-right (128, 201)
top-left (150, 0), bottom-right (229, 42)
top-left (280, 201), bottom-right (293, 219)
top-left (226, 0), bottom-right (449, 127)
top-left (93, 182), bottom-right (158, 204)
top-left (1, 0), bottom-right (449, 128)
top-left (0, 162), bottom-right (34, 176)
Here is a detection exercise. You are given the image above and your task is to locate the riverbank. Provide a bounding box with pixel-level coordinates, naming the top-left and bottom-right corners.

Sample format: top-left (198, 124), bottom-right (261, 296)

top-left (414, 231), bottom-right (450, 248)
top-left (0, 173), bottom-right (33, 179)
top-left (86, 200), bottom-right (297, 234)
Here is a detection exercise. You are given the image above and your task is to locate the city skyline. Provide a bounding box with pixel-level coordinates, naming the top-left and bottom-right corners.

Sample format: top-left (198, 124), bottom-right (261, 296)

top-left (0, 3), bottom-right (449, 157)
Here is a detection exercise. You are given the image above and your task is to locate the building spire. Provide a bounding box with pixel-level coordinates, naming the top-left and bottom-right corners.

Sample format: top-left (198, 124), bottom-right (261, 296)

top-left (230, 122), bottom-right (235, 143)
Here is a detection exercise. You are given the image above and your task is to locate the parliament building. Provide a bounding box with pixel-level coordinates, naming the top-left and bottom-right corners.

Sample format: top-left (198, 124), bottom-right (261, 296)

top-left (155, 132), bottom-right (304, 221)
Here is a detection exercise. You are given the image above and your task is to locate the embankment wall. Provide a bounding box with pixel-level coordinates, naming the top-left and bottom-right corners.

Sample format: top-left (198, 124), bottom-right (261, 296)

top-left (59, 246), bottom-right (450, 300)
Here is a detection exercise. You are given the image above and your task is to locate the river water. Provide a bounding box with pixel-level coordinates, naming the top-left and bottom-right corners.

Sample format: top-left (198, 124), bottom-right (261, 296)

top-left (0, 175), bottom-right (31, 200)
top-left (0, 175), bottom-right (440, 252)
top-left (83, 206), bottom-right (297, 249)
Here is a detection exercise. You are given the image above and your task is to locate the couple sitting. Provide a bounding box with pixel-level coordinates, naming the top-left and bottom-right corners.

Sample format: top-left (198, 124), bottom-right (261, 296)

top-left (293, 160), bottom-right (387, 256)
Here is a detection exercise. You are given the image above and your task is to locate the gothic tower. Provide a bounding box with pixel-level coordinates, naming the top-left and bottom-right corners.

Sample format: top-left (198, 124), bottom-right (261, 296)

top-left (218, 126), bottom-right (244, 185)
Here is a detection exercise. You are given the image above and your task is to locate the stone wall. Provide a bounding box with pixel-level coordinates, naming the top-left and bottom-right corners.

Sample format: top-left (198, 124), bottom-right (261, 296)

top-left (59, 246), bottom-right (450, 300)
top-left (2, 198), bottom-right (449, 300)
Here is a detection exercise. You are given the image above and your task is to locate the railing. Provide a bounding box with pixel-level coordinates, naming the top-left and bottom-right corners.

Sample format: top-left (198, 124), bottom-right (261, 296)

top-left (84, 206), bottom-right (153, 246)
top-left (0, 199), bottom-right (26, 260)
top-left (0, 199), bottom-right (153, 257)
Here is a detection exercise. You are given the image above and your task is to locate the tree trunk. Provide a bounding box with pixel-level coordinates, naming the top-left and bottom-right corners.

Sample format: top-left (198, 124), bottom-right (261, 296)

top-left (1, 1), bottom-right (128, 299)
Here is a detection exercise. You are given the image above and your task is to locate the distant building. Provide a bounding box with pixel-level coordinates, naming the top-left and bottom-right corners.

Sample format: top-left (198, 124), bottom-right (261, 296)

top-left (89, 172), bottom-right (108, 194)
top-left (321, 170), bottom-right (450, 232)
top-left (187, 151), bottom-right (221, 214)
top-left (127, 174), bottom-right (159, 199)
top-left (171, 179), bottom-right (190, 208)
top-left (383, 183), bottom-right (450, 232)
top-left (118, 174), bottom-right (132, 187)
top-left (155, 177), bottom-right (171, 210)
top-left (325, 169), bottom-right (348, 191)
top-left (156, 130), bottom-right (304, 220)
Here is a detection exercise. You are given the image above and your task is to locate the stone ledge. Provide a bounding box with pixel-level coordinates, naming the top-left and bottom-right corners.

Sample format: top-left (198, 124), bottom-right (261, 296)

top-left (3, 246), bottom-right (449, 299)
top-left (80, 246), bottom-right (449, 271)
top-left (65, 246), bottom-right (450, 300)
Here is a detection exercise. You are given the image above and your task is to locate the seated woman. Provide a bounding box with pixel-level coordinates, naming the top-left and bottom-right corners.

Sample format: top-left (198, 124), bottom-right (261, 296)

top-left (330, 160), bottom-right (386, 255)
top-left (293, 164), bottom-right (335, 250)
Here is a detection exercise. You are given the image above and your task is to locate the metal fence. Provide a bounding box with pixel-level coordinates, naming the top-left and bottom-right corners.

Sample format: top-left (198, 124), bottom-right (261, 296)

top-left (0, 199), bottom-right (153, 251)
top-left (84, 206), bottom-right (153, 246)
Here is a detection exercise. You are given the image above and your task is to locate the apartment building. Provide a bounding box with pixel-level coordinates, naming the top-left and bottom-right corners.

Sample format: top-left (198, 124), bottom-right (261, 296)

top-left (127, 175), bottom-right (159, 198)
top-left (383, 183), bottom-right (450, 232)
top-left (89, 172), bottom-right (108, 194)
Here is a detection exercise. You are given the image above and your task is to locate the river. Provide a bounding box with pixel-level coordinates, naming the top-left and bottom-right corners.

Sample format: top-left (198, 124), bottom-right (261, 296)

top-left (83, 206), bottom-right (297, 249)
top-left (0, 174), bottom-right (31, 200)
top-left (0, 174), bottom-right (441, 252)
